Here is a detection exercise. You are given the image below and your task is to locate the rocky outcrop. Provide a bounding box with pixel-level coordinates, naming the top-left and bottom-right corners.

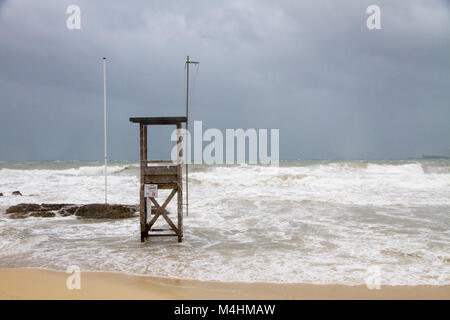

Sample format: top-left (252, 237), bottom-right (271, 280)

top-left (5, 203), bottom-right (76, 219)
top-left (4, 203), bottom-right (138, 219)
top-left (59, 206), bottom-right (79, 217)
top-left (12, 191), bottom-right (22, 196)
top-left (75, 204), bottom-right (137, 219)
top-left (30, 211), bottom-right (56, 218)
top-left (0, 193), bottom-right (3, 196)
top-left (6, 203), bottom-right (42, 214)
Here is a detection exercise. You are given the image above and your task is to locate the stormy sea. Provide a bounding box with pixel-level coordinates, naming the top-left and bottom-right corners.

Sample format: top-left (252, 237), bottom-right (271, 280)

top-left (0, 159), bottom-right (449, 285)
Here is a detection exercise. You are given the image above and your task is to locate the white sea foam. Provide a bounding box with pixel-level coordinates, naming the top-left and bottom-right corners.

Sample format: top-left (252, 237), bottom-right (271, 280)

top-left (0, 161), bottom-right (449, 285)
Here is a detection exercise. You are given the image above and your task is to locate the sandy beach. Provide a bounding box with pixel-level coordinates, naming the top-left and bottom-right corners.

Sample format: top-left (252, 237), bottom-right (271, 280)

top-left (0, 268), bottom-right (448, 300)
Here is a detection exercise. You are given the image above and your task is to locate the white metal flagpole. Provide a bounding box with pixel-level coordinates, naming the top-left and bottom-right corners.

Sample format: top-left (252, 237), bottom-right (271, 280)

top-left (103, 57), bottom-right (108, 204)
top-left (185, 55), bottom-right (199, 216)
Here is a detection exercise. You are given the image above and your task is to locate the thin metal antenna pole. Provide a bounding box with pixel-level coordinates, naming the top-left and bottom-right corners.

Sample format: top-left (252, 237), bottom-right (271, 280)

top-left (185, 56), bottom-right (189, 216)
top-left (103, 57), bottom-right (107, 204)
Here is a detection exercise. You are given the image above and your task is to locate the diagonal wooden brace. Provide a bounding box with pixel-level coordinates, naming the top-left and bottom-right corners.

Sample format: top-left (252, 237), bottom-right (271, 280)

top-left (149, 195), bottom-right (179, 235)
top-left (146, 188), bottom-right (178, 233)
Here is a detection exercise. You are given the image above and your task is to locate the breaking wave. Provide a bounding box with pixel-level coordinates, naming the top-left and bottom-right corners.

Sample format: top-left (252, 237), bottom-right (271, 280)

top-left (0, 160), bottom-right (449, 285)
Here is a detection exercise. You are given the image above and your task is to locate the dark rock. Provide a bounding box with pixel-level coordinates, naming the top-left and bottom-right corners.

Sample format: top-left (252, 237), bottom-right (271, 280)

top-left (12, 191), bottom-right (22, 196)
top-left (8, 212), bottom-right (29, 219)
top-left (0, 193), bottom-right (3, 196)
top-left (75, 204), bottom-right (137, 219)
top-left (5, 203), bottom-right (138, 219)
top-left (29, 211), bottom-right (56, 218)
top-left (41, 203), bottom-right (74, 210)
top-left (59, 206), bottom-right (78, 217)
top-left (151, 206), bottom-right (169, 215)
top-left (6, 203), bottom-right (41, 214)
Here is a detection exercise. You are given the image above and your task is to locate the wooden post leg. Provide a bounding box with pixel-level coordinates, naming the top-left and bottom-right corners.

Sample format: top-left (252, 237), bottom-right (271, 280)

top-left (140, 198), bottom-right (147, 242)
top-left (176, 123), bottom-right (183, 243)
top-left (139, 124), bottom-right (147, 242)
top-left (177, 185), bottom-right (183, 243)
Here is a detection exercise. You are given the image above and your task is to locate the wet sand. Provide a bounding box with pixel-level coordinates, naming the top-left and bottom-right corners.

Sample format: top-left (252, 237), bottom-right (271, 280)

top-left (0, 268), bottom-right (448, 300)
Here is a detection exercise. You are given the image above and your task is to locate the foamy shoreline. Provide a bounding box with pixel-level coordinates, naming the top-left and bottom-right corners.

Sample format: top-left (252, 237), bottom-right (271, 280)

top-left (1, 161), bottom-right (449, 286)
top-left (0, 268), bottom-right (448, 300)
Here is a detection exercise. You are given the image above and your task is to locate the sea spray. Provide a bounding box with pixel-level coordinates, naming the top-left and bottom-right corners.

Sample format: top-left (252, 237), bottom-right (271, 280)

top-left (0, 160), bottom-right (449, 285)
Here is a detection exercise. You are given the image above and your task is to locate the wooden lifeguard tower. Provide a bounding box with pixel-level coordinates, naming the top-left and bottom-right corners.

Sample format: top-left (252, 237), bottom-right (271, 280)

top-left (130, 117), bottom-right (186, 242)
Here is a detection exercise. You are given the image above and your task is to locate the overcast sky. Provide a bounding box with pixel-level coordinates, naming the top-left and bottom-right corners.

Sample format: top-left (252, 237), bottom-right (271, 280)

top-left (0, 0), bottom-right (449, 161)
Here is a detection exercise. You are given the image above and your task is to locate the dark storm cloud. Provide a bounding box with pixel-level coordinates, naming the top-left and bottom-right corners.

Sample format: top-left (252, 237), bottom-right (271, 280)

top-left (0, 0), bottom-right (449, 161)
